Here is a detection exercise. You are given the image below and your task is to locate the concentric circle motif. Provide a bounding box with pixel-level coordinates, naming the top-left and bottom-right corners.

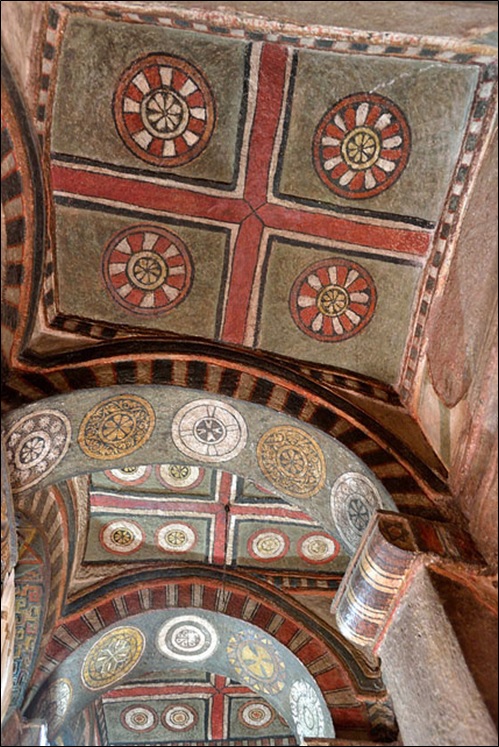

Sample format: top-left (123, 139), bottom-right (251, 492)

top-left (4, 410), bottom-right (71, 493)
top-left (331, 472), bottom-right (383, 552)
top-left (298, 533), bottom-right (340, 565)
top-left (157, 615), bottom-right (218, 662)
top-left (239, 701), bottom-right (276, 730)
top-left (78, 395), bottom-right (155, 460)
top-left (43, 679), bottom-right (73, 737)
top-left (156, 523), bottom-right (197, 554)
top-left (81, 627), bottom-right (145, 691)
top-left (100, 520), bottom-right (145, 555)
top-left (172, 399), bottom-right (248, 463)
top-left (227, 631), bottom-right (286, 695)
top-left (290, 681), bottom-right (326, 741)
top-left (156, 464), bottom-right (205, 491)
top-left (257, 426), bottom-right (326, 499)
top-left (162, 704), bottom-right (199, 732)
top-left (248, 530), bottom-right (290, 563)
top-left (121, 705), bottom-right (158, 733)
top-left (290, 258), bottom-right (377, 342)
top-left (114, 53), bottom-right (216, 167)
top-left (313, 92), bottom-right (411, 199)
top-left (104, 465), bottom-right (152, 485)
top-left (102, 224), bottom-right (193, 316)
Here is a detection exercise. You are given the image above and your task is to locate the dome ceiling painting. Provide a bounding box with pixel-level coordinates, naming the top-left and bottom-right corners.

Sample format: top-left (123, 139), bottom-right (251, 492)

top-left (2, 0), bottom-right (496, 399)
top-left (1, 2), bottom-right (497, 747)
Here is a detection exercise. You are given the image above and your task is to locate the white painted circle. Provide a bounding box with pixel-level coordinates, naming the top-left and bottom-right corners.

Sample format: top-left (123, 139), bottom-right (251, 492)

top-left (157, 615), bottom-right (218, 662)
top-left (156, 523), bottom-right (197, 554)
top-left (172, 399), bottom-right (248, 463)
top-left (100, 520), bottom-right (144, 554)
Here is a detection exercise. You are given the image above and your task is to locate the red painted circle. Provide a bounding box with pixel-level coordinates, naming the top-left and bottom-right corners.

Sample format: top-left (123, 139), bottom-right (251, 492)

top-left (104, 465), bottom-right (152, 486)
top-left (102, 224), bottom-right (193, 316)
top-left (121, 705), bottom-right (158, 733)
top-left (247, 529), bottom-right (290, 563)
top-left (114, 54), bottom-right (216, 167)
top-left (290, 258), bottom-right (377, 342)
top-left (162, 704), bottom-right (199, 732)
top-left (297, 532), bottom-right (340, 565)
top-left (313, 92), bottom-right (411, 199)
top-left (155, 464), bottom-right (205, 491)
top-left (100, 520), bottom-right (145, 555)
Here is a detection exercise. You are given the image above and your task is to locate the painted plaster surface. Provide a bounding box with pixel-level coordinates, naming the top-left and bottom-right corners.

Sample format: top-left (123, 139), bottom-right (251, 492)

top-left (37, 610), bottom-right (334, 743)
top-left (85, 466), bottom-right (349, 571)
top-left (3, 387), bottom-right (397, 551)
top-left (101, 676), bottom-right (297, 744)
top-left (52, 18), bottom-right (248, 184)
top-left (279, 51), bottom-right (478, 222)
top-left (40, 6), bottom-right (487, 385)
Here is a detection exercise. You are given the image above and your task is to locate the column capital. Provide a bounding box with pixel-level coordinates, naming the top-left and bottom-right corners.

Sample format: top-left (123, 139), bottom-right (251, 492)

top-left (331, 510), bottom-right (483, 652)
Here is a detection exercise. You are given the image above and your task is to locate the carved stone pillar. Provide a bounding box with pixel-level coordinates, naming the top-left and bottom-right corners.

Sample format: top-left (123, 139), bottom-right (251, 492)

top-left (332, 511), bottom-right (498, 746)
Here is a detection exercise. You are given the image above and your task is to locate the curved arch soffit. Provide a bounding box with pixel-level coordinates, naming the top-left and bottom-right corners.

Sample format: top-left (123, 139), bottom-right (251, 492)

top-left (4, 386), bottom-right (397, 549)
top-left (30, 609), bottom-right (335, 745)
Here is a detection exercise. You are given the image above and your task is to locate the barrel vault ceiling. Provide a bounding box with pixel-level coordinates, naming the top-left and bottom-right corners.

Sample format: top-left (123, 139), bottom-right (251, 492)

top-left (1, 2), bottom-right (497, 746)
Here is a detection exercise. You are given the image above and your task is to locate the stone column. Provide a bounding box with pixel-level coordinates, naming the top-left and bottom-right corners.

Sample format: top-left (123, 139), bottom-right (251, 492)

top-left (331, 511), bottom-right (498, 747)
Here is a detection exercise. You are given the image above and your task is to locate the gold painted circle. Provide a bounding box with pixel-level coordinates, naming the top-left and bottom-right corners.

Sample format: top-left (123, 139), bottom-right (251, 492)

top-left (317, 285), bottom-right (350, 317)
top-left (81, 627), bottom-right (145, 691)
top-left (257, 426), bottom-right (326, 499)
top-left (78, 395), bottom-right (155, 460)
top-left (227, 632), bottom-right (286, 695)
top-left (127, 251), bottom-right (168, 291)
top-left (341, 126), bottom-right (381, 170)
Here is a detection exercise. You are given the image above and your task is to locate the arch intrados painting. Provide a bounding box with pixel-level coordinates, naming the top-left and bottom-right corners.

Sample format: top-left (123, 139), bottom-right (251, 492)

top-left (3, 386), bottom-right (397, 547)
top-left (29, 610), bottom-right (335, 744)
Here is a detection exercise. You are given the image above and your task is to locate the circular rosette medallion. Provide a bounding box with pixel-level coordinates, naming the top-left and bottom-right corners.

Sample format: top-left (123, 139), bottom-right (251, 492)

top-left (5, 410), bottom-right (71, 493)
top-left (298, 533), bottom-right (340, 565)
top-left (172, 399), bottom-right (248, 463)
top-left (100, 520), bottom-right (145, 555)
top-left (157, 615), bottom-right (219, 662)
top-left (313, 92), bottom-right (411, 199)
top-left (42, 679), bottom-right (73, 738)
top-left (290, 681), bottom-right (326, 741)
top-left (104, 465), bottom-right (152, 486)
top-left (239, 701), bottom-right (276, 730)
top-left (257, 426), bottom-right (326, 499)
top-left (114, 53), bottom-right (216, 167)
top-left (156, 464), bottom-right (205, 491)
top-left (78, 395), bottom-right (155, 460)
top-left (156, 523), bottom-right (197, 554)
top-left (290, 258), bottom-right (377, 342)
top-left (162, 704), bottom-right (199, 732)
top-left (331, 472), bottom-right (383, 552)
top-left (102, 224), bottom-right (193, 316)
top-left (81, 627), bottom-right (145, 691)
top-left (161, 703), bottom-right (199, 732)
top-left (227, 631), bottom-right (286, 695)
top-left (248, 530), bottom-right (290, 562)
top-left (121, 705), bottom-right (158, 733)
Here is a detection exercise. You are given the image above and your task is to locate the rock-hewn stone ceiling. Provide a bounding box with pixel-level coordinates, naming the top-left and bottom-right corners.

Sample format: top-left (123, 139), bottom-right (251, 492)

top-left (1, 2), bottom-right (497, 745)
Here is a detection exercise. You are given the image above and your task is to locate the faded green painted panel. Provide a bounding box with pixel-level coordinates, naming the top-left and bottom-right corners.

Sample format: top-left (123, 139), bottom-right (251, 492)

top-left (52, 16), bottom-right (249, 185)
top-left (279, 50), bottom-right (479, 222)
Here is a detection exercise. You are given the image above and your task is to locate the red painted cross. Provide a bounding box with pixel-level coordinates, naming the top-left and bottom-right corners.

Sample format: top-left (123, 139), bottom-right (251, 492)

top-left (91, 470), bottom-right (314, 565)
top-left (105, 675), bottom-right (261, 741)
top-left (52, 44), bottom-right (431, 345)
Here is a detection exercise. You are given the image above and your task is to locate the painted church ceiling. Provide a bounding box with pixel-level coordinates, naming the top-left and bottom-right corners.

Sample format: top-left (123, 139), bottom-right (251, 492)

top-left (1, 0), bottom-right (497, 404)
top-left (91, 675), bottom-right (298, 745)
top-left (86, 465), bottom-right (350, 574)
